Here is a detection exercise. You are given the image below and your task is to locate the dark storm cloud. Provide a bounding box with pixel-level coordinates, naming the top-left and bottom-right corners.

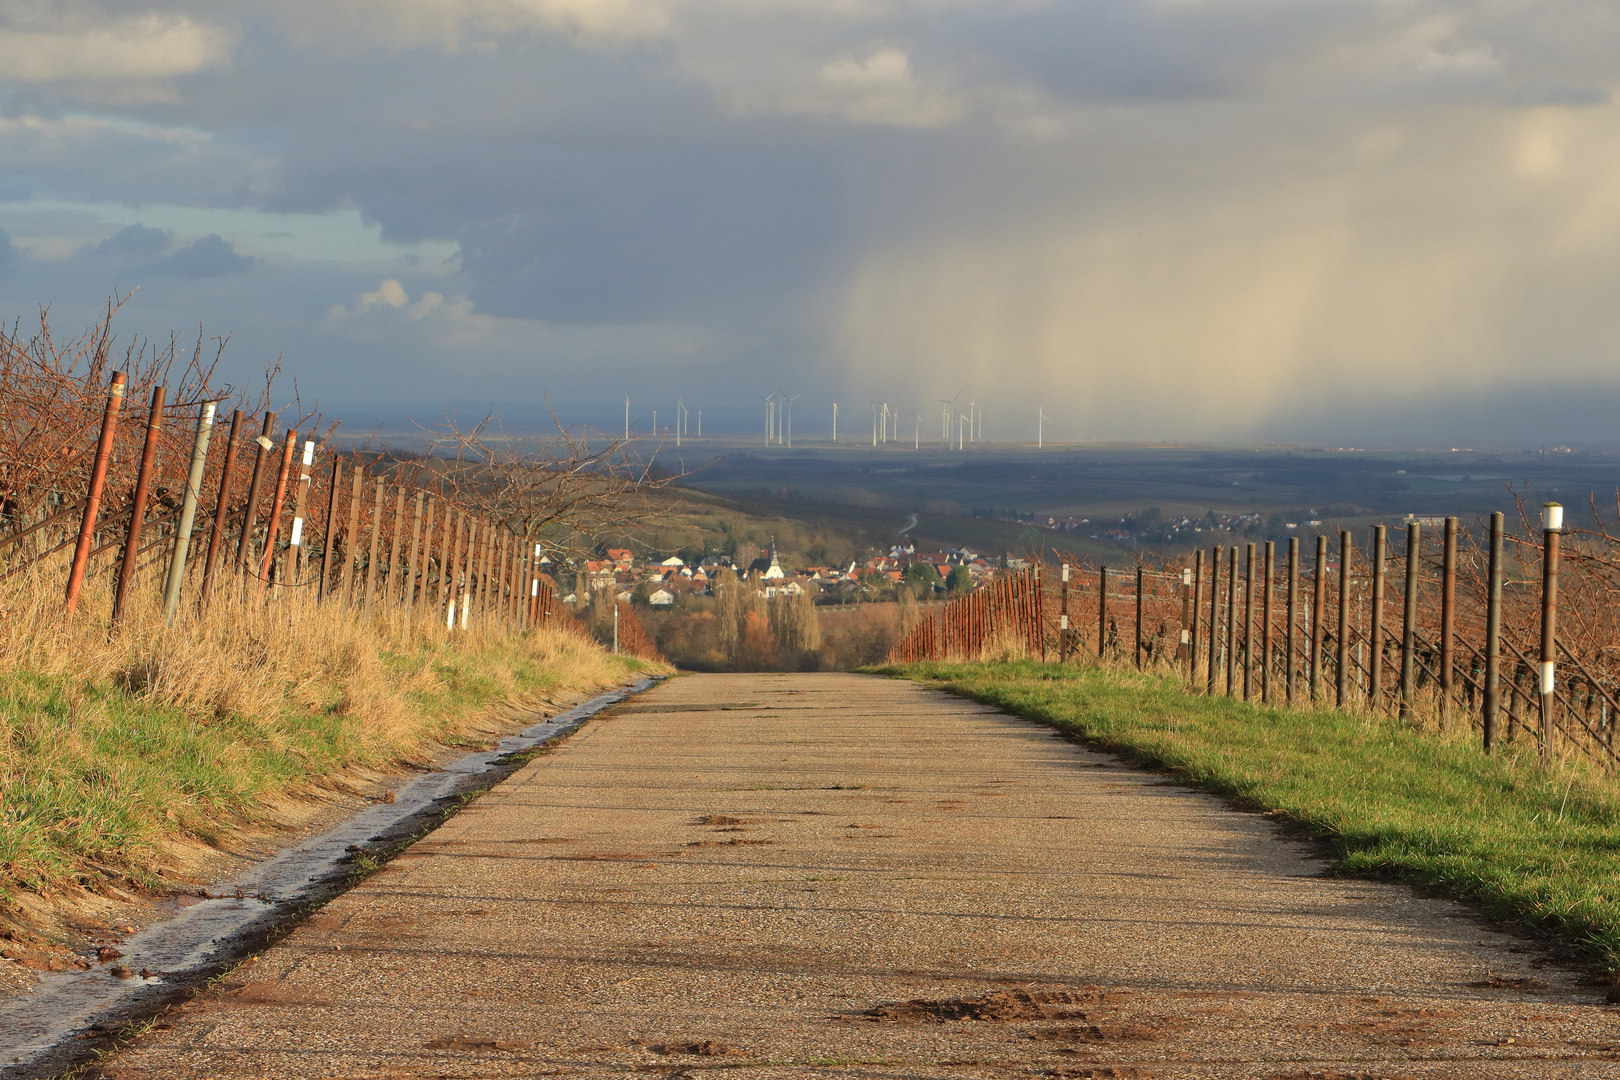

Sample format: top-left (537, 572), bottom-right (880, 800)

top-left (4, 1), bottom-right (1620, 440)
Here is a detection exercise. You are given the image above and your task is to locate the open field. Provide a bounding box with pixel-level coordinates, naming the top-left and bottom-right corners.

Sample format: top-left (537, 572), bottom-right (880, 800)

top-left (645, 441), bottom-right (1620, 558)
top-left (881, 659), bottom-right (1620, 971)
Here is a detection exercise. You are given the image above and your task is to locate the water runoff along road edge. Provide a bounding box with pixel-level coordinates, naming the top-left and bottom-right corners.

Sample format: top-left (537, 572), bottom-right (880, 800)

top-left (0, 677), bottom-right (659, 1080)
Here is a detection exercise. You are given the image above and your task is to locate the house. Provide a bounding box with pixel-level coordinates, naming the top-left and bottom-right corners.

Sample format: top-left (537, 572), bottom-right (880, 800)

top-left (584, 560), bottom-right (616, 591)
top-left (616, 589), bottom-right (633, 603)
top-left (746, 542), bottom-right (786, 580)
top-left (606, 548), bottom-right (634, 571)
top-left (660, 555), bottom-right (685, 569)
top-left (649, 588), bottom-right (675, 606)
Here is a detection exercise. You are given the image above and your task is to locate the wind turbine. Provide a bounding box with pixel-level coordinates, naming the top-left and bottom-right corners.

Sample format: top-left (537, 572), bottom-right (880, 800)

top-left (756, 392), bottom-right (774, 446)
top-left (624, 397), bottom-right (630, 441)
top-left (871, 401), bottom-right (879, 447)
top-left (958, 411), bottom-right (968, 451)
top-left (676, 399), bottom-right (686, 447)
top-left (939, 388), bottom-right (963, 444)
top-left (832, 402), bottom-right (838, 443)
top-left (914, 413), bottom-right (921, 450)
top-left (1038, 408), bottom-right (1049, 449)
top-left (881, 403), bottom-right (890, 444)
top-left (781, 393), bottom-right (801, 447)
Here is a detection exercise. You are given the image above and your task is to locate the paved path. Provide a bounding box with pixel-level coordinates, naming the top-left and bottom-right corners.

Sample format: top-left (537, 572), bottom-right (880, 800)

top-left (99, 673), bottom-right (1617, 1078)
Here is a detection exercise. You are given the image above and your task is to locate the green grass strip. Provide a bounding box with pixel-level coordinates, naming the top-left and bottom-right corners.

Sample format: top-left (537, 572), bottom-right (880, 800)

top-left (879, 659), bottom-right (1620, 970)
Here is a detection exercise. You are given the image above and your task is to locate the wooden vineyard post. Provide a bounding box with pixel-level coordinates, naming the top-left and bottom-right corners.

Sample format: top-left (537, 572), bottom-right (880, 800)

top-left (319, 457), bottom-right (342, 603)
top-left (1539, 503), bottom-right (1563, 765)
top-left (1400, 522), bottom-right (1419, 721)
top-left (1483, 511), bottom-right (1504, 751)
top-left (1337, 529), bottom-right (1352, 709)
top-left (1285, 537), bottom-right (1298, 704)
top-left (1261, 541), bottom-right (1274, 705)
top-left (1134, 564), bottom-right (1144, 670)
top-left (236, 412), bottom-right (278, 573)
top-left (199, 408), bottom-right (243, 606)
top-left (1440, 515), bottom-right (1458, 728)
top-left (1242, 543), bottom-right (1254, 701)
top-left (1311, 535), bottom-right (1327, 701)
top-left (1097, 564), bottom-right (1108, 659)
top-left (1369, 525), bottom-right (1386, 712)
top-left (161, 400), bottom-right (217, 621)
top-left (1191, 552), bottom-right (1204, 687)
top-left (1225, 546), bottom-right (1237, 696)
top-left (1207, 545), bottom-right (1223, 695)
top-left (110, 385), bottom-right (166, 629)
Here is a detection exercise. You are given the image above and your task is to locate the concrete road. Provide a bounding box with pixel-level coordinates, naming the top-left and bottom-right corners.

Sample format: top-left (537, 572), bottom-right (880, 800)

top-left (97, 673), bottom-right (1619, 1078)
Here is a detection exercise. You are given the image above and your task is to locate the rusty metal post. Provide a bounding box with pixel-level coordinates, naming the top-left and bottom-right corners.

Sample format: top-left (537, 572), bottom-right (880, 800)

top-left (1539, 503), bottom-right (1563, 764)
top-left (109, 385), bottom-right (166, 628)
top-left (1097, 563), bottom-right (1107, 659)
top-left (235, 412), bottom-right (277, 572)
top-left (1311, 534), bottom-right (1326, 701)
top-left (319, 457), bottom-right (342, 603)
top-left (1191, 551), bottom-right (1204, 686)
top-left (255, 430), bottom-right (296, 595)
top-left (341, 465), bottom-right (362, 605)
top-left (1262, 541), bottom-right (1274, 705)
top-left (287, 436), bottom-right (314, 586)
top-left (1440, 515), bottom-right (1457, 728)
top-left (1285, 536), bottom-right (1298, 705)
top-left (1134, 564), bottom-right (1144, 670)
top-left (199, 408), bottom-right (243, 605)
top-left (1484, 511), bottom-right (1504, 751)
top-left (65, 371), bottom-right (127, 617)
top-left (1242, 543), bottom-right (1254, 701)
top-left (1225, 545), bottom-right (1237, 696)
top-left (161, 400), bottom-right (217, 620)
top-left (363, 481), bottom-right (384, 611)
top-left (1400, 521), bottom-right (1419, 721)
top-left (1207, 545), bottom-right (1223, 694)
top-left (1337, 529), bottom-right (1352, 709)
top-left (1369, 525), bottom-right (1386, 712)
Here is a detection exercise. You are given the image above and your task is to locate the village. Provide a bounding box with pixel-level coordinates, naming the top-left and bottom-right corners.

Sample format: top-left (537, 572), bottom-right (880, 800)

top-left (563, 542), bottom-right (1004, 608)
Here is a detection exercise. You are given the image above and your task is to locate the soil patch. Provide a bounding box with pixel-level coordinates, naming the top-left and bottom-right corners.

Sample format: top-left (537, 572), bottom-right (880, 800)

top-left (865, 986), bottom-right (1127, 1023)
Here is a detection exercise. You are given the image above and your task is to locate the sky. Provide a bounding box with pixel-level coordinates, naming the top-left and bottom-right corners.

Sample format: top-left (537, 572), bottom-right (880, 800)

top-left (2, 0), bottom-right (1619, 446)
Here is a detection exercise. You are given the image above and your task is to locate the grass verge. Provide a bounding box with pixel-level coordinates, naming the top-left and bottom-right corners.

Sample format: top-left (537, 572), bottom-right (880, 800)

top-left (1, 576), bottom-right (664, 926)
top-left (880, 659), bottom-right (1620, 971)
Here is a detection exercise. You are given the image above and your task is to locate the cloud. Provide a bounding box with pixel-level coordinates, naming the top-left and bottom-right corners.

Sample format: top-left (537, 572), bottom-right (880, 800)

top-left (326, 278), bottom-right (448, 324)
top-left (90, 224), bottom-right (171, 258)
top-left (126, 234), bottom-right (257, 277)
top-left (0, 12), bottom-right (235, 83)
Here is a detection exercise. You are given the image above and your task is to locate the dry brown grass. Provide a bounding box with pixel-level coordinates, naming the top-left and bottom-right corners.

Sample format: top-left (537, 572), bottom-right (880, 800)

top-left (0, 552), bottom-right (663, 938)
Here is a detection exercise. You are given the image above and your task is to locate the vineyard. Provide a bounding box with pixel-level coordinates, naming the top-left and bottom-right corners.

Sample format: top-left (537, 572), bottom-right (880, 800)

top-left (0, 308), bottom-right (667, 662)
top-left (890, 505), bottom-right (1620, 771)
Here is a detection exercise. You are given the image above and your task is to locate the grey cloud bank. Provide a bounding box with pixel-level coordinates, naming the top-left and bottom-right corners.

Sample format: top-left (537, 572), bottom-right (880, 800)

top-left (1, 0), bottom-right (1618, 444)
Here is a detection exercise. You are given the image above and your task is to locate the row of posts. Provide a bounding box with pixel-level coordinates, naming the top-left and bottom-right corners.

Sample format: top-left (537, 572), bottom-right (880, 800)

top-left (1064, 507), bottom-right (1561, 758)
top-left (56, 374), bottom-right (557, 633)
